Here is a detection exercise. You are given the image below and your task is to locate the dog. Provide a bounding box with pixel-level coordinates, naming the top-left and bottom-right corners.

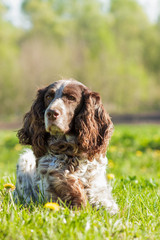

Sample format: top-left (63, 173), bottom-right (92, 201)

top-left (14, 79), bottom-right (118, 214)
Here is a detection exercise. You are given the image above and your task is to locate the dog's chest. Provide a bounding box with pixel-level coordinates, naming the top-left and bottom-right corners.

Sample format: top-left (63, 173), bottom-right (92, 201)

top-left (37, 154), bottom-right (107, 185)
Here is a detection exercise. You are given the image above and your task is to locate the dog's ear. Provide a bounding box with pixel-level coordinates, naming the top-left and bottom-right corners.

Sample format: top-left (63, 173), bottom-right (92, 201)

top-left (17, 87), bottom-right (49, 158)
top-left (75, 90), bottom-right (113, 160)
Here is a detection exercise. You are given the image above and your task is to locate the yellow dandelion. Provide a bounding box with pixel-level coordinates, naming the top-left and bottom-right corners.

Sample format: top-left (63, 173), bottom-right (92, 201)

top-left (107, 174), bottom-right (115, 180)
top-left (4, 183), bottom-right (16, 191)
top-left (14, 144), bottom-right (22, 151)
top-left (136, 150), bottom-right (143, 157)
top-left (109, 146), bottom-right (117, 152)
top-left (153, 150), bottom-right (160, 157)
top-left (4, 183), bottom-right (16, 210)
top-left (141, 167), bottom-right (147, 172)
top-left (44, 202), bottom-right (60, 211)
top-left (108, 159), bottom-right (115, 168)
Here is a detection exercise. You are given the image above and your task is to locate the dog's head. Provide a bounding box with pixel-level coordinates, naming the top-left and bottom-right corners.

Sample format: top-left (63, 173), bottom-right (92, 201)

top-left (44, 80), bottom-right (84, 135)
top-left (18, 79), bottom-right (113, 159)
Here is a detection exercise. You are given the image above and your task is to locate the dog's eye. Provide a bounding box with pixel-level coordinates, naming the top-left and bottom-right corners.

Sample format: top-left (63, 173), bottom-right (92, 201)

top-left (45, 90), bottom-right (55, 101)
top-left (45, 94), bottom-right (54, 101)
top-left (67, 95), bottom-right (76, 101)
top-left (46, 95), bottom-right (51, 100)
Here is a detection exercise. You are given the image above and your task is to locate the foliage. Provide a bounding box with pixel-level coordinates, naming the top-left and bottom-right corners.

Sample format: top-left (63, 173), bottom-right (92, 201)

top-left (108, 125), bottom-right (160, 177)
top-left (0, 0), bottom-right (160, 120)
top-left (0, 125), bottom-right (160, 239)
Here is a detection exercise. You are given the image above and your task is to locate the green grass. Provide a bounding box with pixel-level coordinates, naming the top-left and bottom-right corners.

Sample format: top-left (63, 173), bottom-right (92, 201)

top-left (0, 125), bottom-right (160, 239)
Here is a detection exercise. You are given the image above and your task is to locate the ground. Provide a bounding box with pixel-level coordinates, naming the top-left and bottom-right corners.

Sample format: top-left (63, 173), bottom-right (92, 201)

top-left (0, 125), bottom-right (160, 239)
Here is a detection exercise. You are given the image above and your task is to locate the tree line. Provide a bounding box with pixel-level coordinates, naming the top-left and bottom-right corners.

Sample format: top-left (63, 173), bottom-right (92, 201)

top-left (0, 0), bottom-right (160, 121)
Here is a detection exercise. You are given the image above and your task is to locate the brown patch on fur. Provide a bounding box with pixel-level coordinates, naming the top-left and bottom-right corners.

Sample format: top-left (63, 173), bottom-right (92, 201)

top-left (17, 87), bottom-right (50, 158)
top-left (66, 157), bottom-right (79, 173)
top-left (75, 89), bottom-right (113, 160)
top-left (49, 140), bottom-right (79, 156)
top-left (47, 170), bottom-right (87, 208)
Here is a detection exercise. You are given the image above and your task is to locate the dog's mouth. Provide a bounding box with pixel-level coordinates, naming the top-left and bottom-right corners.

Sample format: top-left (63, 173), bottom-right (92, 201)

top-left (46, 124), bottom-right (64, 136)
top-left (45, 115), bottom-right (71, 136)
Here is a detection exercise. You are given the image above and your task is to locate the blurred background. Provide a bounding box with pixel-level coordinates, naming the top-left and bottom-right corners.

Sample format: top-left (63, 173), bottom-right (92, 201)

top-left (0, 0), bottom-right (160, 125)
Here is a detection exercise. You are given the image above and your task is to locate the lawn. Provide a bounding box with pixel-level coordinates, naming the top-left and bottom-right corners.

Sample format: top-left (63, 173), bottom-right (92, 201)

top-left (0, 125), bottom-right (160, 239)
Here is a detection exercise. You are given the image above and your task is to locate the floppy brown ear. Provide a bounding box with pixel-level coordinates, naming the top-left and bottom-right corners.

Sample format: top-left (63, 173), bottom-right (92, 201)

top-left (17, 87), bottom-right (49, 158)
top-left (75, 90), bottom-right (113, 160)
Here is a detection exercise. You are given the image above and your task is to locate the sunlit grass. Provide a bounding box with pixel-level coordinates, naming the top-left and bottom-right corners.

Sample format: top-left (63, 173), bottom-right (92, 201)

top-left (0, 125), bottom-right (160, 239)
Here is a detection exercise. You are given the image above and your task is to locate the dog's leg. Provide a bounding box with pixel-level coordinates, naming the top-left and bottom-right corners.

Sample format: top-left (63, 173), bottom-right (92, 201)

top-left (46, 170), bottom-right (87, 208)
top-left (14, 149), bottom-right (39, 204)
top-left (87, 176), bottom-right (118, 214)
top-left (97, 184), bottom-right (118, 215)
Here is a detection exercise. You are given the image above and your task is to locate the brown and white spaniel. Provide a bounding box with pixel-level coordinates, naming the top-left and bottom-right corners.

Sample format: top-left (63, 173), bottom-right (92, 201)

top-left (14, 79), bottom-right (118, 214)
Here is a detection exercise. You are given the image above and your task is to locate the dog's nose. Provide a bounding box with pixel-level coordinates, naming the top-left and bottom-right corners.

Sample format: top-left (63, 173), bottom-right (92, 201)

top-left (47, 109), bottom-right (60, 120)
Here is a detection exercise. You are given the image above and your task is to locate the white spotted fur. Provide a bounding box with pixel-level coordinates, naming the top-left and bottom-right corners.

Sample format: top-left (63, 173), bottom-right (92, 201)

top-left (14, 148), bottom-right (118, 214)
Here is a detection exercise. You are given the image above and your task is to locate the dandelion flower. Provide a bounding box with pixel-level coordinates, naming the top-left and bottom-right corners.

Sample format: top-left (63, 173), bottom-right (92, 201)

top-left (109, 146), bottom-right (117, 152)
top-left (107, 174), bottom-right (115, 180)
top-left (3, 183), bottom-right (16, 210)
top-left (108, 159), bottom-right (115, 168)
top-left (153, 150), bottom-right (160, 157)
top-left (4, 183), bottom-right (16, 191)
top-left (136, 151), bottom-right (143, 157)
top-left (14, 144), bottom-right (22, 151)
top-left (44, 202), bottom-right (60, 211)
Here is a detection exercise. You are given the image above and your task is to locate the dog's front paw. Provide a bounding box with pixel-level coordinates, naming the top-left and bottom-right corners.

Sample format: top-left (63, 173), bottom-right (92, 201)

top-left (109, 202), bottom-right (119, 215)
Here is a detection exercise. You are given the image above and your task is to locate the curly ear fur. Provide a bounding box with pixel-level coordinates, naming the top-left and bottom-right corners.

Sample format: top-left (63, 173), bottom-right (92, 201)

top-left (17, 87), bottom-right (49, 158)
top-left (75, 90), bottom-right (113, 160)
